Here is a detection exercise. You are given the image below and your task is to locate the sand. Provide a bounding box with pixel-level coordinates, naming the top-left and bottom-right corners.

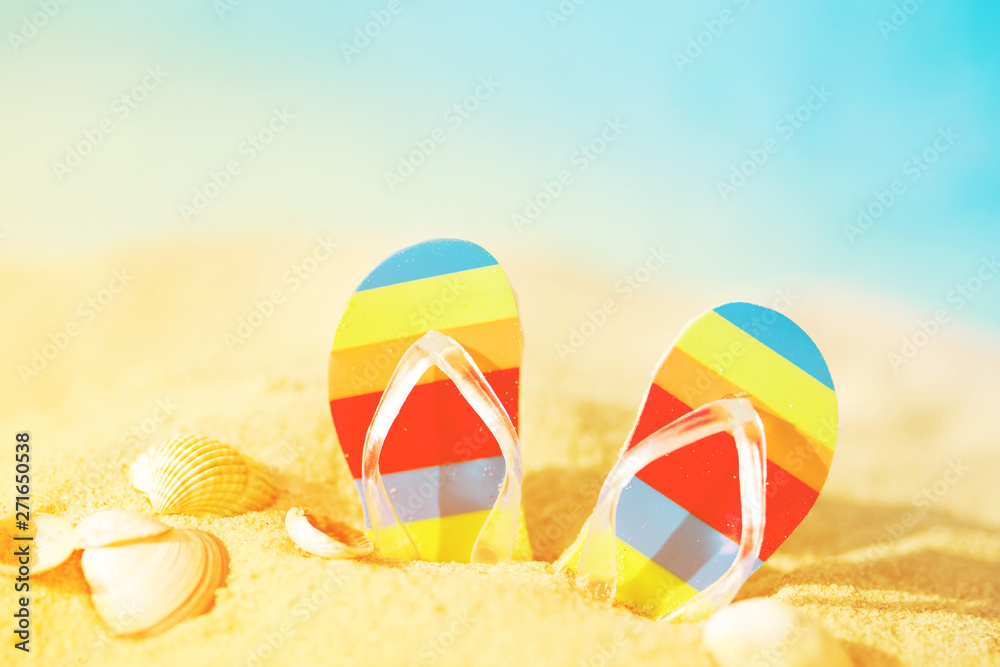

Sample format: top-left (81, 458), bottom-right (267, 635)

top-left (2, 235), bottom-right (999, 666)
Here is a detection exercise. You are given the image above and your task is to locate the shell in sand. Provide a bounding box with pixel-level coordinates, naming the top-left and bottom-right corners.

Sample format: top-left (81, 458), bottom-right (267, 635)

top-left (285, 507), bottom-right (373, 559)
top-left (75, 509), bottom-right (171, 549)
top-left (0, 512), bottom-right (76, 576)
top-left (129, 435), bottom-right (276, 516)
top-left (81, 527), bottom-right (229, 637)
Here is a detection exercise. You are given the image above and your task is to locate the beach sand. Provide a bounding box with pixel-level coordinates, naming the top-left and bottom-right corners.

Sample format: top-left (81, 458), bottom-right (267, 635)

top-left (2, 235), bottom-right (999, 666)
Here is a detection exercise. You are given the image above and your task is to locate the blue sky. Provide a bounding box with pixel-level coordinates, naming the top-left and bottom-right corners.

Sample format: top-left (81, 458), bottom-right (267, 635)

top-left (1, 0), bottom-right (997, 326)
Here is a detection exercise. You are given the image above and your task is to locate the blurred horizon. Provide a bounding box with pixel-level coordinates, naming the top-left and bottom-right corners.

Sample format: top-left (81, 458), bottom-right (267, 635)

top-left (2, 0), bottom-right (998, 330)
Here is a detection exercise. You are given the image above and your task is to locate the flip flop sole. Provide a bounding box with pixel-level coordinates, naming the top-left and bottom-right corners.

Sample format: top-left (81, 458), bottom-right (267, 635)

top-left (328, 239), bottom-right (529, 562)
top-left (567, 302), bottom-right (837, 617)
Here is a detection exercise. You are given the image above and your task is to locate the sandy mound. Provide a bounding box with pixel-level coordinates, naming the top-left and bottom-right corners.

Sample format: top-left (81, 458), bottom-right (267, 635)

top-left (2, 235), bottom-right (998, 666)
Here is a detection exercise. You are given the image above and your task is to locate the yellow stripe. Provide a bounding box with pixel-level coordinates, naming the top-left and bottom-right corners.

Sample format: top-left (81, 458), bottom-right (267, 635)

top-left (615, 540), bottom-right (698, 619)
top-left (673, 312), bottom-right (837, 451)
top-left (329, 317), bottom-right (521, 401)
top-left (655, 348), bottom-right (832, 492)
top-left (333, 266), bottom-right (518, 351)
top-left (373, 508), bottom-right (531, 563)
top-left (558, 532), bottom-right (696, 619)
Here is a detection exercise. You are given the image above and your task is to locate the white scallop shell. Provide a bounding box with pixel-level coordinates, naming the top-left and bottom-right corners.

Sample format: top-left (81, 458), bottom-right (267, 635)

top-left (0, 512), bottom-right (76, 576)
top-left (702, 598), bottom-right (854, 667)
top-left (129, 436), bottom-right (276, 516)
top-left (81, 528), bottom-right (228, 637)
top-left (285, 507), bottom-right (373, 559)
top-left (75, 510), bottom-right (171, 549)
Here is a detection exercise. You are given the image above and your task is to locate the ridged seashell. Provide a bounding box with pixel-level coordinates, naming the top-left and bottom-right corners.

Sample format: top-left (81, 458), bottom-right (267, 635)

top-left (75, 510), bottom-right (171, 549)
top-left (702, 598), bottom-right (854, 667)
top-left (285, 507), bottom-right (373, 559)
top-left (82, 528), bottom-right (228, 637)
top-left (0, 512), bottom-right (76, 576)
top-left (129, 436), bottom-right (276, 516)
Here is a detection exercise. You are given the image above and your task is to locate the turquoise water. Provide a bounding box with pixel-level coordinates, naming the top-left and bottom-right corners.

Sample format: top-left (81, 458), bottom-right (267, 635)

top-left (2, 0), bottom-right (997, 328)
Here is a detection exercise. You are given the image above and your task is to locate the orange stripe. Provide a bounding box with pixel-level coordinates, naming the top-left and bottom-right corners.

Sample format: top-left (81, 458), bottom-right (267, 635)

top-left (674, 312), bottom-right (837, 450)
top-left (328, 316), bottom-right (521, 401)
top-left (654, 348), bottom-right (832, 492)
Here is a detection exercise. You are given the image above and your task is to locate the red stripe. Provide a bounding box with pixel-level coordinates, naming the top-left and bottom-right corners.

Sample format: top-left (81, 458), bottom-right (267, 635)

top-left (630, 384), bottom-right (819, 561)
top-left (330, 368), bottom-right (519, 479)
top-left (627, 383), bottom-right (692, 447)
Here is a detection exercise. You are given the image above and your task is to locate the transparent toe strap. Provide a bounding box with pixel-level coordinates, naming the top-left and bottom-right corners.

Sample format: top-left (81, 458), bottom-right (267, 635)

top-left (361, 330), bottom-right (523, 564)
top-left (556, 397), bottom-right (766, 621)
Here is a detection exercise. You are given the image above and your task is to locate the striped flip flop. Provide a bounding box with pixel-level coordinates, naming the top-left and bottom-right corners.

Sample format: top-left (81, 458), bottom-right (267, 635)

top-left (328, 239), bottom-right (530, 563)
top-left (557, 302), bottom-right (837, 620)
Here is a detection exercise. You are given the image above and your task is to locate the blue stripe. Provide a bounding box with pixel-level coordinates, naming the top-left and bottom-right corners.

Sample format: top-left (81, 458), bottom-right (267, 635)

top-left (616, 477), bottom-right (763, 590)
top-left (353, 456), bottom-right (504, 527)
top-left (713, 302), bottom-right (834, 390)
top-left (356, 239), bottom-right (498, 291)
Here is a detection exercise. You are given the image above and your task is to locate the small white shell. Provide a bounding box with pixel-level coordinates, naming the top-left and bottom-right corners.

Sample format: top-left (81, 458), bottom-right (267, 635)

top-left (0, 512), bottom-right (76, 576)
top-left (75, 510), bottom-right (171, 549)
top-left (82, 528), bottom-right (228, 637)
top-left (285, 507), bottom-right (373, 559)
top-left (129, 436), bottom-right (276, 516)
top-left (702, 598), bottom-right (854, 667)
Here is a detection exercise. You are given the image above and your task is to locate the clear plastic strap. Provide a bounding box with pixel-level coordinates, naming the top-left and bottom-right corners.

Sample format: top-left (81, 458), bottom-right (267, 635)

top-left (557, 397), bottom-right (766, 621)
top-left (361, 330), bottom-right (523, 564)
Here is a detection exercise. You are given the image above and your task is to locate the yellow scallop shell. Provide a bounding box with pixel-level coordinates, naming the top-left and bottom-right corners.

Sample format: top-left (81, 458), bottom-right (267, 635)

top-left (129, 436), bottom-right (276, 516)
